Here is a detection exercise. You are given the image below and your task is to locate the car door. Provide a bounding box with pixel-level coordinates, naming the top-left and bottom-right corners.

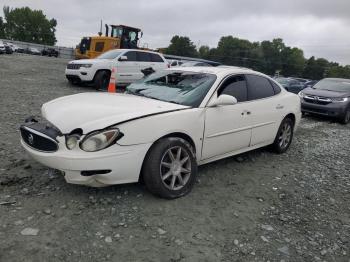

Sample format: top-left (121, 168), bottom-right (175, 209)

top-left (201, 75), bottom-right (253, 160)
top-left (116, 51), bottom-right (139, 84)
top-left (136, 51), bottom-right (153, 80)
top-left (245, 74), bottom-right (282, 146)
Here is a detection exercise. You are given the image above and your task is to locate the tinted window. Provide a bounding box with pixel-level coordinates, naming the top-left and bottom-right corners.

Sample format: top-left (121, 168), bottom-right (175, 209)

top-left (218, 75), bottom-right (247, 102)
top-left (124, 51), bottom-right (137, 61)
top-left (95, 42), bottom-right (104, 52)
top-left (150, 53), bottom-right (164, 62)
top-left (97, 50), bottom-right (122, 59)
top-left (246, 74), bottom-right (275, 100)
top-left (269, 80), bottom-right (281, 94)
top-left (137, 52), bottom-right (151, 62)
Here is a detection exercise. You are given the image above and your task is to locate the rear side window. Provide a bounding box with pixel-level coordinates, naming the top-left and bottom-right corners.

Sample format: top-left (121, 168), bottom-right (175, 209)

top-left (124, 51), bottom-right (137, 61)
top-left (95, 42), bottom-right (104, 52)
top-left (269, 80), bottom-right (281, 94)
top-left (246, 74), bottom-right (275, 100)
top-left (150, 53), bottom-right (164, 62)
top-left (137, 52), bottom-right (151, 62)
top-left (218, 75), bottom-right (247, 102)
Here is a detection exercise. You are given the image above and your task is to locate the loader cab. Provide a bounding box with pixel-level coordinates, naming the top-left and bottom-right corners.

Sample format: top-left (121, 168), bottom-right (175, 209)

top-left (110, 25), bottom-right (142, 49)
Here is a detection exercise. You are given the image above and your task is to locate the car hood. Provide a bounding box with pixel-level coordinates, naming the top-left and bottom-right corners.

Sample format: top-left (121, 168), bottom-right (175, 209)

top-left (41, 93), bottom-right (189, 134)
top-left (69, 59), bottom-right (111, 65)
top-left (303, 87), bottom-right (350, 98)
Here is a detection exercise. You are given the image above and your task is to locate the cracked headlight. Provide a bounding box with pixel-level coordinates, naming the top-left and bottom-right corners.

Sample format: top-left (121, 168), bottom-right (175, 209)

top-left (66, 134), bottom-right (81, 150)
top-left (80, 128), bottom-right (122, 152)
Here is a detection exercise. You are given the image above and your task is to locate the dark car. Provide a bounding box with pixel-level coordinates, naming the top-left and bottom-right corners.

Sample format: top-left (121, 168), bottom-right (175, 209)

top-left (299, 78), bottom-right (350, 124)
top-left (42, 48), bottom-right (59, 57)
top-left (275, 77), bottom-right (305, 94)
top-left (303, 80), bottom-right (318, 89)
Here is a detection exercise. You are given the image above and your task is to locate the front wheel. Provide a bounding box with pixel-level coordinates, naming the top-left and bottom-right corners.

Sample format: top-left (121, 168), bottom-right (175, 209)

top-left (340, 108), bottom-right (350, 125)
top-left (94, 71), bottom-right (110, 90)
top-left (272, 117), bottom-right (294, 154)
top-left (142, 138), bottom-right (197, 199)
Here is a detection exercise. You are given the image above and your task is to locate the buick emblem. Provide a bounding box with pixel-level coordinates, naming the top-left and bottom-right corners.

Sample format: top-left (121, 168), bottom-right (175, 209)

top-left (28, 134), bottom-right (34, 145)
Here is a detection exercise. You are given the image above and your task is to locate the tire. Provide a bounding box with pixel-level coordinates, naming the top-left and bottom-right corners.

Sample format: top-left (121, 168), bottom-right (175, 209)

top-left (94, 71), bottom-right (110, 90)
top-left (272, 117), bottom-right (294, 154)
top-left (142, 137), bottom-right (197, 199)
top-left (340, 108), bottom-right (350, 125)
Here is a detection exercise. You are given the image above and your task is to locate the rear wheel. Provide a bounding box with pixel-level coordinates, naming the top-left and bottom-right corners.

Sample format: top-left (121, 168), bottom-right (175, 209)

top-left (340, 108), bottom-right (350, 124)
top-left (94, 71), bottom-right (110, 90)
top-left (272, 117), bottom-right (294, 154)
top-left (143, 138), bottom-right (197, 199)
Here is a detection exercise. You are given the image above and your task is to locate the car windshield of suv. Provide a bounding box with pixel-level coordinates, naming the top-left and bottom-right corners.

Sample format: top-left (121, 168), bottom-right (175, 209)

top-left (126, 71), bottom-right (217, 107)
top-left (313, 78), bottom-right (350, 92)
top-left (97, 50), bottom-right (123, 59)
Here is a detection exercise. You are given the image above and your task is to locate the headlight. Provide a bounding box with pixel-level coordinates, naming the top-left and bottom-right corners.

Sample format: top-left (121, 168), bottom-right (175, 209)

top-left (332, 97), bottom-right (348, 102)
top-left (80, 64), bottom-right (92, 68)
top-left (298, 91), bottom-right (305, 98)
top-left (66, 134), bottom-right (80, 150)
top-left (80, 128), bottom-right (122, 152)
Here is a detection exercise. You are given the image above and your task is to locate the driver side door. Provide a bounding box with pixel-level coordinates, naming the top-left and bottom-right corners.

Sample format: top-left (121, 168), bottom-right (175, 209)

top-left (201, 75), bottom-right (253, 160)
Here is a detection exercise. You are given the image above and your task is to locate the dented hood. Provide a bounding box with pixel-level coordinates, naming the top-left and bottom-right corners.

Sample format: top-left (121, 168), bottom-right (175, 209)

top-left (41, 92), bottom-right (188, 134)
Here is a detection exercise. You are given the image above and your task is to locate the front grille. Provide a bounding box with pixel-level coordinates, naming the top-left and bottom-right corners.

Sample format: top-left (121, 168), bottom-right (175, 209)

top-left (303, 95), bottom-right (331, 105)
top-left (20, 126), bottom-right (58, 152)
top-left (67, 64), bottom-right (82, 70)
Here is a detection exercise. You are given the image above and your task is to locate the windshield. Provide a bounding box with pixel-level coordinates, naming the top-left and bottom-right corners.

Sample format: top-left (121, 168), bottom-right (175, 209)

top-left (313, 78), bottom-right (350, 92)
top-left (126, 71), bottom-right (217, 107)
top-left (97, 50), bottom-right (122, 59)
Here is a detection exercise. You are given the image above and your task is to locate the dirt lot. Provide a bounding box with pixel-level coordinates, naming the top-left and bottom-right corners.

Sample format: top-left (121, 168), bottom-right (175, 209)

top-left (0, 54), bottom-right (349, 262)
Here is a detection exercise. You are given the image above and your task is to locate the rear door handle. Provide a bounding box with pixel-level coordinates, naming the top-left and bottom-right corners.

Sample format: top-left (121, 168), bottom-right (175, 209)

top-left (241, 110), bottom-right (251, 115)
top-left (276, 104), bottom-right (284, 109)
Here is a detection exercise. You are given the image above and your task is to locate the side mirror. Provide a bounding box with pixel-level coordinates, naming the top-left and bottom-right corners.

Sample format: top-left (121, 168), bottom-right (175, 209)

top-left (208, 94), bottom-right (238, 107)
top-left (118, 55), bottom-right (128, 61)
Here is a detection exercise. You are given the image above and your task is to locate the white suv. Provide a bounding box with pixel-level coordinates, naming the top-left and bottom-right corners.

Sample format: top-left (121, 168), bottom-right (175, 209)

top-left (65, 49), bottom-right (169, 89)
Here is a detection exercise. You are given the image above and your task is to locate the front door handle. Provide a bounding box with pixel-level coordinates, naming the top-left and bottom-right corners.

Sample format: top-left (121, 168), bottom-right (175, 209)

top-left (241, 110), bottom-right (251, 115)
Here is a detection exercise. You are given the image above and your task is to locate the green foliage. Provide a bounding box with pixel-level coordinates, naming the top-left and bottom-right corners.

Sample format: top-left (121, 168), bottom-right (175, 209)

top-left (166, 35), bottom-right (198, 57)
top-left (167, 35), bottom-right (350, 80)
top-left (1, 5), bottom-right (57, 45)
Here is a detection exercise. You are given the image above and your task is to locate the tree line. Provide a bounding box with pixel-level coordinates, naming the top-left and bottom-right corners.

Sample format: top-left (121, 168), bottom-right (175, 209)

top-left (0, 6), bottom-right (57, 45)
top-left (165, 35), bottom-right (350, 80)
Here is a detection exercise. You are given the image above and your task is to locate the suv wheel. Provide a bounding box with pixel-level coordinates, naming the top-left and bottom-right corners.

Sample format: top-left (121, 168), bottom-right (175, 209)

top-left (143, 138), bottom-right (197, 199)
top-left (94, 71), bottom-right (110, 90)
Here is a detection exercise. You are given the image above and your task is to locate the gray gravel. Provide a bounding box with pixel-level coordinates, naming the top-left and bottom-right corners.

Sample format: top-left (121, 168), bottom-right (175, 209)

top-left (0, 54), bottom-right (349, 262)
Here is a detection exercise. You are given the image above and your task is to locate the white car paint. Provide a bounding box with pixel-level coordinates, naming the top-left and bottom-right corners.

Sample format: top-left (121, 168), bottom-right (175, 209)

top-left (21, 67), bottom-right (301, 187)
top-left (65, 49), bottom-right (168, 85)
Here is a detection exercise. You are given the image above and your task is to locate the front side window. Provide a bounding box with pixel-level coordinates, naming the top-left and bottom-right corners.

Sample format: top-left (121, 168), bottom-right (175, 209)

top-left (218, 75), bottom-right (247, 102)
top-left (126, 71), bottom-right (217, 107)
top-left (246, 74), bottom-right (275, 100)
top-left (124, 51), bottom-right (137, 61)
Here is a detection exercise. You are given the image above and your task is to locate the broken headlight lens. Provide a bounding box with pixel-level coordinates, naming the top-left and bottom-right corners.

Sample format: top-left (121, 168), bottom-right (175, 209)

top-left (80, 128), bottom-right (122, 152)
top-left (66, 134), bottom-right (80, 150)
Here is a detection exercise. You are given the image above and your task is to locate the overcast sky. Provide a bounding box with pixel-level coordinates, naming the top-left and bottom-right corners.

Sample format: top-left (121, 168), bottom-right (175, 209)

top-left (1, 0), bottom-right (350, 65)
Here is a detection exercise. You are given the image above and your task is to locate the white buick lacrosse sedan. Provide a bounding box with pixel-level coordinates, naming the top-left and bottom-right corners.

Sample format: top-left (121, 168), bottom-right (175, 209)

top-left (20, 67), bottom-right (301, 198)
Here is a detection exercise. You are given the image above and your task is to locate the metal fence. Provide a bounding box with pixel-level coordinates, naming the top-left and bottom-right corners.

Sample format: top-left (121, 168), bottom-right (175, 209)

top-left (0, 39), bottom-right (74, 59)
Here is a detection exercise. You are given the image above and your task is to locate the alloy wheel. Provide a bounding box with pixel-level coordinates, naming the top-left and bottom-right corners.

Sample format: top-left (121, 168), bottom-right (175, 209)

top-left (278, 122), bottom-right (292, 149)
top-left (160, 146), bottom-right (191, 191)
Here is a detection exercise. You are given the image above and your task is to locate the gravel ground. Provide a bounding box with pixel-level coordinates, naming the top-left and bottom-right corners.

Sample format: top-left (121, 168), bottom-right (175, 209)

top-left (0, 54), bottom-right (349, 262)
